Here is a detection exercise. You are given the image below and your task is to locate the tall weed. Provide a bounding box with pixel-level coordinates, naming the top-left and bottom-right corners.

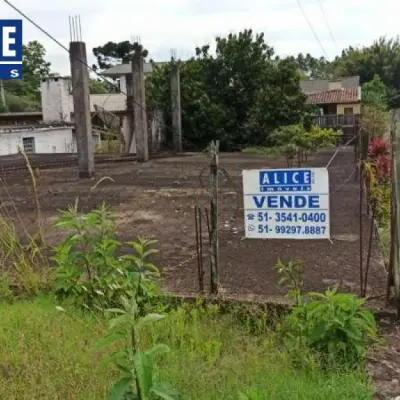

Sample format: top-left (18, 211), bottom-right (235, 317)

top-left (52, 201), bottom-right (159, 312)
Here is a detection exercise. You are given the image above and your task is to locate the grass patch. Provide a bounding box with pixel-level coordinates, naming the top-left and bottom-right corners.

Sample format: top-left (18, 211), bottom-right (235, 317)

top-left (0, 297), bottom-right (373, 399)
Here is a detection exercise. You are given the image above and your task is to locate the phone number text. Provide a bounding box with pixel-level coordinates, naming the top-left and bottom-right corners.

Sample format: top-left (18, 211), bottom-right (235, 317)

top-left (251, 211), bottom-right (327, 223)
top-left (257, 225), bottom-right (327, 235)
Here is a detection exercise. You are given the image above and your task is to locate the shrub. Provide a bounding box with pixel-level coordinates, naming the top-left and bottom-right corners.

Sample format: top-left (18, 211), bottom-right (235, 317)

top-left (52, 201), bottom-right (159, 312)
top-left (283, 287), bottom-right (378, 367)
top-left (271, 124), bottom-right (342, 166)
top-left (374, 155), bottom-right (391, 182)
top-left (368, 136), bottom-right (388, 159)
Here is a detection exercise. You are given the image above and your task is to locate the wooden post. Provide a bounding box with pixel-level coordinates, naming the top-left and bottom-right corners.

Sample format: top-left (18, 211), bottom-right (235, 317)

top-left (209, 140), bottom-right (220, 294)
top-left (354, 124), bottom-right (358, 182)
top-left (359, 160), bottom-right (364, 296)
top-left (390, 110), bottom-right (400, 317)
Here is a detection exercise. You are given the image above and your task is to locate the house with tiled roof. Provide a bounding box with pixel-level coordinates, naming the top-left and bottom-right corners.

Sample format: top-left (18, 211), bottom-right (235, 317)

top-left (300, 76), bottom-right (361, 131)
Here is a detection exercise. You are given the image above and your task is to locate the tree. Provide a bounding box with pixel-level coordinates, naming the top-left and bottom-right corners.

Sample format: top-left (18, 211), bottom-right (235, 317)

top-left (2, 40), bottom-right (51, 111)
top-left (248, 58), bottom-right (307, 145)
top-left (22, 40), bottom-right (51, 91)
top-left (92, 41), bottom-right (148, 71)
top-left (147, 29), bottom-right (307, 150)
top-left (361, 75), bottom-right (389, 140)
top-left (362, 74), bottom-right (388, 109)
top-left (89, 78), bottom-right (112, 94)
top-left (333, 37), bottom-right (400, 107)
top-left (295, 53), bottom-right (333, 79)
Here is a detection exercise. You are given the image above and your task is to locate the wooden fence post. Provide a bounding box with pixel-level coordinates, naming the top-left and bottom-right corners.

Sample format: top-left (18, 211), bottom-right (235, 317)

top-left (209, 140), bottom-right (220, 294)
top-left (390, 110), bottom-right (400, 318)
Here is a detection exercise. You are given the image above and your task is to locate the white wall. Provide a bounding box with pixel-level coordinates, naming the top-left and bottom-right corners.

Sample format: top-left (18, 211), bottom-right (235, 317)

top-left (40, 78), bottom-right (73, 122)
top-left (40, 77), bottom-right (126, 121)
top-left (0, 128), bottom-right (75, 155)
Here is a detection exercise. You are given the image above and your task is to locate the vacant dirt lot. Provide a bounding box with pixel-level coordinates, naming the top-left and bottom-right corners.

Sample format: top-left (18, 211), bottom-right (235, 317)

top-left (0, 148), bottom-right (387, 300)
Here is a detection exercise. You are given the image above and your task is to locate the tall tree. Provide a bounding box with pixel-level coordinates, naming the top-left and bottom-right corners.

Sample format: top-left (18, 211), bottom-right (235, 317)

top-left (147, 29), bottom-right (307, 150)
top-left (295, 53), bottom-right (333, 79)
top-left (92, 41), bottom-right (148, 70)
top-left (333, 37), bottom-right (400, 107)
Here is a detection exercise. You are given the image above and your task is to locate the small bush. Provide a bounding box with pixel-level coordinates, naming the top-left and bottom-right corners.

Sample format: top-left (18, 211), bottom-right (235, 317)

top-left (52, 201), bottom-right (160, 312)
top-left (368, 136), bottom-right (388, 159)
top-left (283, 287), bottom-right (378, 367)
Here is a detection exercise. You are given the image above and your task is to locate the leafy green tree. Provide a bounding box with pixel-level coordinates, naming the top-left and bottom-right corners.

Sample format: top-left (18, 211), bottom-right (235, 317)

top-left (147, 30), bottom-right (307, 150)
top-left (22, 40), bottom-right (51, 90)
top-left (361, 74), bottom-right (388, 109)
top-left (295, 53), bottom-right (333, 79)
top-left (361, 75), bottom-right (389, 139)
top-left (333, 37), bottom-right (400, 107)
top-left (2, 40), bottom-right (51, 111)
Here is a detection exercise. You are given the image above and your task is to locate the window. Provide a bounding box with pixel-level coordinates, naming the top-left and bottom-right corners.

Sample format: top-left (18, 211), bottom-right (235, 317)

top-left (344, 107), bottom-right (353, 115)
top-left (22, 137), bottom-right (35, 153)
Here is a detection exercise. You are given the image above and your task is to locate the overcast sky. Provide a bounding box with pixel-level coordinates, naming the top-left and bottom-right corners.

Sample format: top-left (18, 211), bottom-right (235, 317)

top-left (1, 0), bottom-right (399, 75)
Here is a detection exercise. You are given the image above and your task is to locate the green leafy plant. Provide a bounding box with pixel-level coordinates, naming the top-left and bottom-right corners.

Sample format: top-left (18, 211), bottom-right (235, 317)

top-left (281, 143), bottom-right (298, 167)
top-left (52, 201), bottom-right (159, 311)
top-left (272, 124), bottom-right (342, 166)
top-left (364, 161), bottom-right (391, 226)
top-left (274, 259), bottom-right (304, 305)
top-left (283, 287), bottom-right (378, 367)
top-left (95, 295), bottom-right (178, 400)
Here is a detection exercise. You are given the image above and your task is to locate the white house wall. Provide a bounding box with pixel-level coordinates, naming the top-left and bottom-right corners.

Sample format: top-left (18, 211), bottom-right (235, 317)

top-left (0, 128), bottom-right (75, 156)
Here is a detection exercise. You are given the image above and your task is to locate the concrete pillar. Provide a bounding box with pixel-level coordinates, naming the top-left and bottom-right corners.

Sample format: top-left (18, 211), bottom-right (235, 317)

top-left (132, 51), bottom-right (149, 162)
top-left (151, 109), bottom-right (164, 152)
top-left (171, 63), bottom-right (182, 153)
top-left (69, 41), bottom-right (94, 178)
top-left (125, 73), bottom-right (135, 153)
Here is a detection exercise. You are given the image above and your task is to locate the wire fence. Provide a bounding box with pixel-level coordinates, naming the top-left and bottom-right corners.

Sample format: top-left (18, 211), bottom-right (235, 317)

top-left (3, 0), bottom-right (385, 299)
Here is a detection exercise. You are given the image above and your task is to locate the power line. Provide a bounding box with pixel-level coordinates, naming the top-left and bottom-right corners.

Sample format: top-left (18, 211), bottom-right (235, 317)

top-left (3, 0), bottom-right (159, 125)
top-left (295, 0), bottom-right (330, 60)
top-left (317, 0), bottom-right (339, 55)
top-left (3, 0), bottom-right (121, 93)
top-left (3, 0), bottom-right (193, 151)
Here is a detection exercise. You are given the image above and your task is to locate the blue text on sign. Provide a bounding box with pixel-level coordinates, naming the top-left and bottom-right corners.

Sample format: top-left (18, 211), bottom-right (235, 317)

top-left (0, 19), bottom-right (23, 80)
top-left (259, 169), bottom-right (312, 192)
top-left (252, 195), bottom-right (320, 209)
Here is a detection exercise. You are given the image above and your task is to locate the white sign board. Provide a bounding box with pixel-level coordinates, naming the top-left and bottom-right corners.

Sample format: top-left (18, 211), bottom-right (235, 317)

top-left (242, 168), bottom-right (330, 239)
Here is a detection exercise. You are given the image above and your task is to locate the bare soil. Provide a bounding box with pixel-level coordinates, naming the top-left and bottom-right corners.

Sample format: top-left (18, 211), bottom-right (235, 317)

top-left (0, 148), bottom-right (387, 298)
